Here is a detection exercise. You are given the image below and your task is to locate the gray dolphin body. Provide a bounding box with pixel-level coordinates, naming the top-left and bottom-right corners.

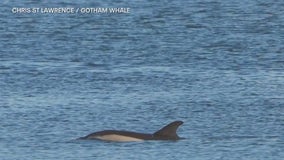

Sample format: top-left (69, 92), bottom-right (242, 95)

top-left (79, 121), bottom-right (184, 142)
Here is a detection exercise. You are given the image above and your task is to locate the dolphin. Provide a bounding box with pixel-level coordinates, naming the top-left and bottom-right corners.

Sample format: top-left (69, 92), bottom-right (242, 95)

top-left (78, 121), bottom-right (184, 142)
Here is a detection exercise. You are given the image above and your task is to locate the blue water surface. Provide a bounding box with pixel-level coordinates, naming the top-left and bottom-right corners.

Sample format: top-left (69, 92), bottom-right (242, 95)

top-left (0, 0), bottom-right (283, 160)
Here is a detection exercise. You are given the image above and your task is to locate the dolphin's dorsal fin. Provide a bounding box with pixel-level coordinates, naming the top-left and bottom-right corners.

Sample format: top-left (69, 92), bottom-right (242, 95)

top-left (153, 121), bottom-right (183, 139)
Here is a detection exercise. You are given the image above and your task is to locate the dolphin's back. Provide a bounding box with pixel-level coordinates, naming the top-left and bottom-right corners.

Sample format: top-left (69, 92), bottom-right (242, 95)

top-left (79, 120), bottom-right (184, 142)
top-left (80, 130), bottom-right (153, 141)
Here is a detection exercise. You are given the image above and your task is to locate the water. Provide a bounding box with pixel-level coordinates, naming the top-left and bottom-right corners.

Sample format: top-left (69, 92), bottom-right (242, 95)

top-left (1, 0), bottom-right (283, 159)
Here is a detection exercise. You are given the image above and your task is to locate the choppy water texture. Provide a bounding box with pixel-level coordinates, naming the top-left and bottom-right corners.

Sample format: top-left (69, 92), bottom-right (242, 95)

top-left (1, 0), bottom-right (284, 160)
